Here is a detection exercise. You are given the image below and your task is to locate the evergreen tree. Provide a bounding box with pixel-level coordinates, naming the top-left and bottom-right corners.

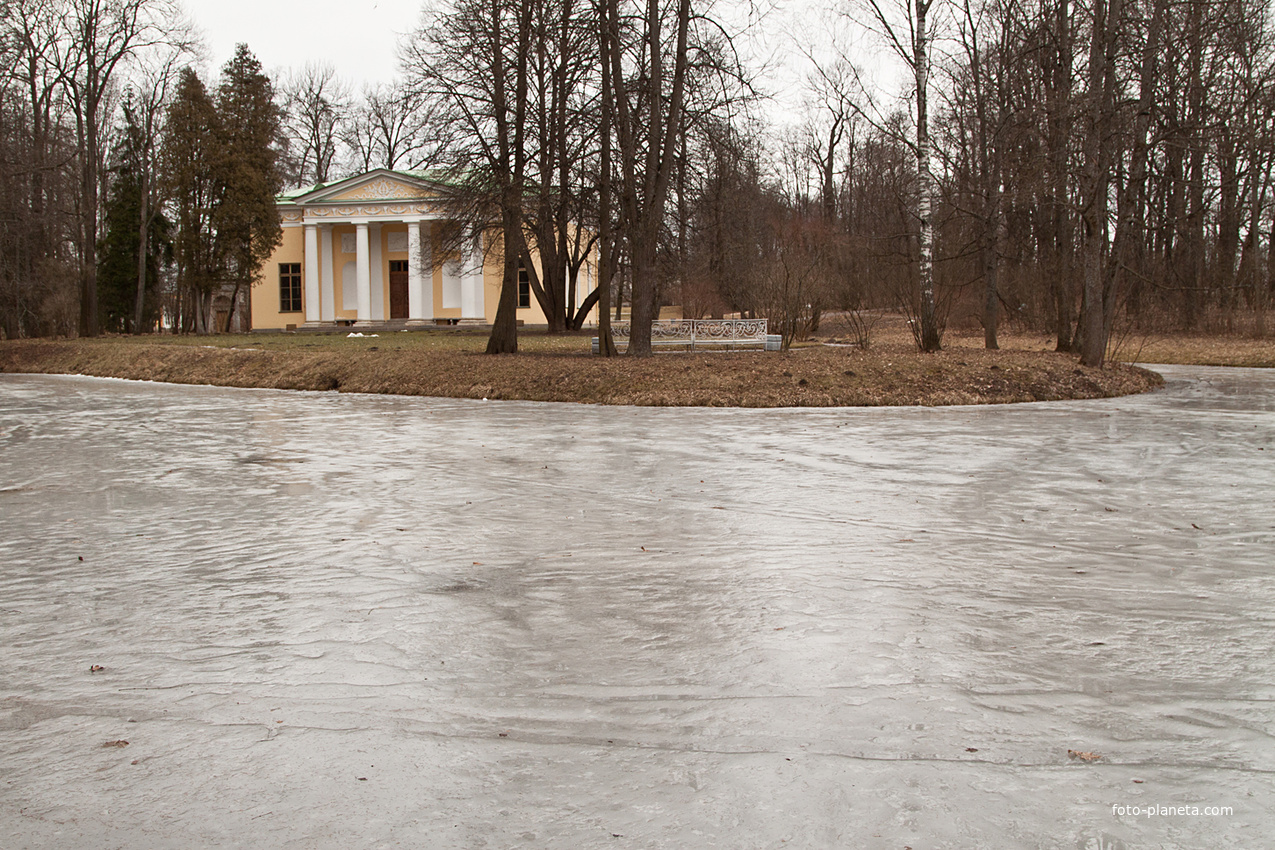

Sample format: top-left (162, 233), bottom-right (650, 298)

top-left (162, 66), bottom-right (221, 333)
top-left (214, 44), bottom-right (283, 330)
top-left (96, 152), bottom-right (170, 333)
top-left (160, 46), bottom-right (283, 333)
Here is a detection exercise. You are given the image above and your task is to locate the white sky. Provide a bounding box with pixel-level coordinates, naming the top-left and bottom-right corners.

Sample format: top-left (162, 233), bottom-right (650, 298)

top-left (179, 0), bottom-right (900, 127)
top-left (185, 0), bottom-right (423, 87)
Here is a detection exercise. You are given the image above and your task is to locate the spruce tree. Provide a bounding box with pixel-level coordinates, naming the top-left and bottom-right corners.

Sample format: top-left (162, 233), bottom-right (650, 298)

top-left (160, 47), bottom-right (283, 333)
top-left (97, 163), bottom-right (169, 333)
top-left (162, 67), bottom-right (221, 333)
top-left (98, 104), bottom-right (172, 333)
top-left (214, 44), bottom-right (283, 330)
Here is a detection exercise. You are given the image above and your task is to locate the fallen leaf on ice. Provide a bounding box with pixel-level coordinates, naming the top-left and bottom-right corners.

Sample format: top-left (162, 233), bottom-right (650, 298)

top-left (1067, 749), bottom-right (1101, 761)
top-left (102, 740), bottom-right (129, 748)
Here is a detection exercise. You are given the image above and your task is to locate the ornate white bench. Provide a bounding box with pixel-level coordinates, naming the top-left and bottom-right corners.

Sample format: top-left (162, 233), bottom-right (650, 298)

top-left (593, 319), bottom-right (781, 352)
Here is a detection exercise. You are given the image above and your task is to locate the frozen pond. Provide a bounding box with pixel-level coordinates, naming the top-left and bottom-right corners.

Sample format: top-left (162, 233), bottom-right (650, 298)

top-left (1, 366), bottom-right (1272, 849)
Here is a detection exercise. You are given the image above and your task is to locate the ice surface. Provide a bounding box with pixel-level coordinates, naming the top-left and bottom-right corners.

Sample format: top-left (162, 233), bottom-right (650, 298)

top-left (0, 366), bottom-right (1272, 849)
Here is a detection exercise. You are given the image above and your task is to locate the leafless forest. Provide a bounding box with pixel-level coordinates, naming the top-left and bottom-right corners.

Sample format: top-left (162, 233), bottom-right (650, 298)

top-left (2, 0), bottom-right (1273, 363)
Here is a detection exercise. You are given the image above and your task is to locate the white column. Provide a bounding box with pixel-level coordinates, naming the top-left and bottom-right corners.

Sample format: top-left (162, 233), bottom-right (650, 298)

top-left (420, 222), bottom-right (434, 320)
top-left (442, 254), bottom-right (461, 310)
top-left (407, 220), bottom-right (433, 324)
top-left (355, 222), bottom-right (371, 324)
top-left (470, 236), bottom-right (485, 320)
top-left (320, 226), bottom-right (335, 323)
top-left (303, 224), bottom-right (320, 324)
top-left (460, 234), bottom-right (485, 322)
top-left (407, 220), bottom-right (421, 320)
top-left (369, 224), bottom-right (384, 321)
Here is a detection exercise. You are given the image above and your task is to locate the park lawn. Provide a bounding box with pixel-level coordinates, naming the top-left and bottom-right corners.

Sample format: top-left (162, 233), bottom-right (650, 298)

top-left (0, 325), bottom-right (1169, 406)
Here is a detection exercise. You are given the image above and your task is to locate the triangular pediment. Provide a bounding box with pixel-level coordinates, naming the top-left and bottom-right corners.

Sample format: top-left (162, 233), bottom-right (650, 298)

top-left (291, 170), bottom-right (443, 205)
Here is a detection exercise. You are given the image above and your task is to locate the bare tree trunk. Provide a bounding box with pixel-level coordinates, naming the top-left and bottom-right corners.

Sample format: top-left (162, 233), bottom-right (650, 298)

top-left (224, 281), bottom-right (242, 333)
top-left (133, 169), bottom-right (150, 333)
top-left (983, 221), bottom-right (1000, 348)
top-left (914, 0), bottom-right (941, 352)
top-left (1079, 0), bottom-right (1122, 367)
top-left (195, 289), bottom-right (212, 335)
top-left (76, 85), bottom-right (101, 337)
top-left (1259, 202), bottom-right (1273, 337)
top-left (1180, 0), bottom-right (1207, 331)
top-left (627, 226), bottom-right (658, 354)
top-left (484, 0), bottom-right (532, 355)
top-left (595, 0), bottom-right (618, 356)
top-left (604, 0), bottom-right (692, 356)
top-left (1215, 133), bottom-right (1241, 325)
top-left (962, 0), bottom-right (1003, 350)
top-left (488, 225), bottom-right (522, 353)
top-left (1049, 0), bottom-right (1077, 352)
top-left (1240, 140), bottom-right (1271, 336)
top-left (1107, 0), bottom-right (1162, 347)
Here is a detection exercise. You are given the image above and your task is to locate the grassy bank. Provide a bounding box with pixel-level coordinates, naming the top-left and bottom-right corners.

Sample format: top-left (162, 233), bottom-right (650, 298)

top-left (0, 326), bottom-right (1167, 407)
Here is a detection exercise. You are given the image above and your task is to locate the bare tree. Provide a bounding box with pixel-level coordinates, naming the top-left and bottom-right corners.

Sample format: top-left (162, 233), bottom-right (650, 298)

top-left (858, 0), bottom-right (944, 351)
top-left (596, 4), bottom-right (619, 355)
top-left (343, 82), bottom-right (430, 173)
top-left (280, 61), bottom-right (349, 186)
top-left (518, 0), bottom-right (598, 333)
top-left (799, 55), bottom-right (861, 224)
top-left (1076, 0), bottom-right (1123, 366)
top-left (404, 0), bottom-right (535, 354)
top-left (121, 37), bottom-right (193, 332)
top-left (57, 0), bottom-right (176, 337)
top-left (948, 0), bottom-right (1021, 348)
top-left (600, 0), bottom-right (694, 356)
top-left (1, 0), bottom-right (77, 337)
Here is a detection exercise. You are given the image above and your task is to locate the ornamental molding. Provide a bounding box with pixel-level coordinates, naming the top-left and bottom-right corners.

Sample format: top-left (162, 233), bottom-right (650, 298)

top-left (332, 177), bottom-right (432, 202)
top-left (307, 203), bottom-right (437, 219)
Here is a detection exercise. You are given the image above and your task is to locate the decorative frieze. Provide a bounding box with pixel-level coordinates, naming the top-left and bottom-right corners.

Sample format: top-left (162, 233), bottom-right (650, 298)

top-left (308, 203), bottom-right (435, 219)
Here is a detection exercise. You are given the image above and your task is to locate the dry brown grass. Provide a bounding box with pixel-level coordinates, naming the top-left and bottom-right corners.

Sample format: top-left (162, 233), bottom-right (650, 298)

top-left (0, 327), bottom-right (1163, 407)
top-left (821, 312), bottom-right (1275, 367)
top-left (1107, 334), bottom-right (1275, 367)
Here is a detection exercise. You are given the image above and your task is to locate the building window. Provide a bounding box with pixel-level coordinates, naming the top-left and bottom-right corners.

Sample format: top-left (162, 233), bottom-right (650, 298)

top-left (518, 262), bottom-right (531, 309)
top-left (280, 263), bottom-right (302, 312)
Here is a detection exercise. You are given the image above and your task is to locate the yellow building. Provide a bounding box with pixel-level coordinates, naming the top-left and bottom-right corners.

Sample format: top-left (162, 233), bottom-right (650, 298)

top-left (251, 169), bottom-right (596, 330)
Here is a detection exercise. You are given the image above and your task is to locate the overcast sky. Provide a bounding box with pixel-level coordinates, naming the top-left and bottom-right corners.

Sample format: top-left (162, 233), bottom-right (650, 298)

top-left (186, 0), bottom-right (423, 87)
top-left (180, 0), bottom-right (895, 125)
